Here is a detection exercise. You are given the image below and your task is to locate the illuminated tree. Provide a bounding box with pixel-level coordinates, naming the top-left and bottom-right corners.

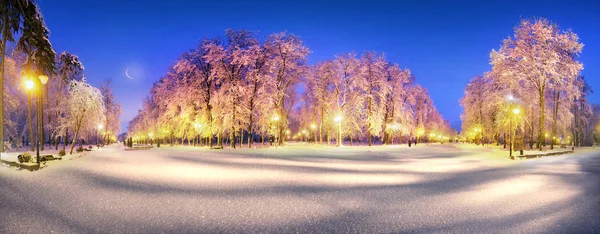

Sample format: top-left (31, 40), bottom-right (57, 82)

top-left (264, 32), bottom-right (309, 146)
top-left (50, 51), bottom-right (84, 150)
top-left (306, 61), bottom-right (335, 144)
top-left (65, 80), bottom-right (105, 154)
top-left (99, 78), bottom-right (122, 144)
top-left (204, 29), bottom-right (258, 148)
top-left (356, 52), bottom-right (388, 146)
top-left (382, 63), bottom-right (412, 144)
top-left (490, 18), bottom-right (583, 150)
top-left (1, 0), bottom-right (56, 152)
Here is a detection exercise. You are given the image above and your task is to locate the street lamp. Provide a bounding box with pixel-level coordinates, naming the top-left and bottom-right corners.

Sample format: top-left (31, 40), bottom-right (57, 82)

top-left (510, 107), bottom-right (520, 159)
top-left (334, 115), bottom-right (342, 147)
top-left (38, 75), bottom-right (48, 152)
top-left (23, 78), bottom-right (35, 152)
top-left (271, 114), bottom-right (280, 146)
top-left (310, 123), bottom-right (316, 143)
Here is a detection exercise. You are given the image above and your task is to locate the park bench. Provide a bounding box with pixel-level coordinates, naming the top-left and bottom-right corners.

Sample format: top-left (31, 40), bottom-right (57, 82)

top-left (515, 149), bottom-right (574, 160)
top-left (39, 154), bottom-right (61, 162)
top-left (125, 145), bottom-right (154, 150)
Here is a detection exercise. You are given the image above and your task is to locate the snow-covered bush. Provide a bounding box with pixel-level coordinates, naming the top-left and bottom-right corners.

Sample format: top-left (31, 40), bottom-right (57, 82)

top-left (18, 152), bottom-right (32, 163)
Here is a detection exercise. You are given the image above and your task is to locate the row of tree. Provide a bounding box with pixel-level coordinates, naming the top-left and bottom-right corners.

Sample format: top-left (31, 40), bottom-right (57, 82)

top-left (0, 1), bottom-right (122, 154)
top-left (298, 52), bottom-right (453, 146)
top-left (127, 29), bottom-right (453, 147)
top-left (460, 18), bottom-right (598, 149)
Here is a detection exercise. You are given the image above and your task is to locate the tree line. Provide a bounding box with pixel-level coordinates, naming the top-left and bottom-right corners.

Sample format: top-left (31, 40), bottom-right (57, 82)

top-left (460, 18), bottom-right (599, 149)
top-left (0, 1), bottom-right (122, 154)
top-left (127, 29), bottom-right (453, 148)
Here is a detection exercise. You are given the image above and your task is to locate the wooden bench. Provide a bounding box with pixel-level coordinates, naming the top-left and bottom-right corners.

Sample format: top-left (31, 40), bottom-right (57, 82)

top-left (515, 150), bottom-right (574, 160)
top-left (124, 145), bottom-right (154, 150)
top-left (39, 154), bottom-right (61, 162)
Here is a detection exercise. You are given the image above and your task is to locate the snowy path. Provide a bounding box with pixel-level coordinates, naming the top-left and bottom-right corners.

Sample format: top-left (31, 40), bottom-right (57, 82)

top-left (1, 144), bottom-right (599, 233)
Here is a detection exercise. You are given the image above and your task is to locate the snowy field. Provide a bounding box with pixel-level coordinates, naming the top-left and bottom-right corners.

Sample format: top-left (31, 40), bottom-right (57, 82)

top-left (1, 143), bottom-right (599, 233)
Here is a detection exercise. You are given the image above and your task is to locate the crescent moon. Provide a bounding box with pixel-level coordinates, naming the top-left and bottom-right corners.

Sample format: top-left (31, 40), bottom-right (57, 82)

top-left (125, 68), bottom-right (134, 79)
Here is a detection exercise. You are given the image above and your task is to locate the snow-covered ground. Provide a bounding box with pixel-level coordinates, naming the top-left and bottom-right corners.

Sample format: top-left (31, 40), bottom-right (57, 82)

top-left (1, 143), bottom-right (599, 233)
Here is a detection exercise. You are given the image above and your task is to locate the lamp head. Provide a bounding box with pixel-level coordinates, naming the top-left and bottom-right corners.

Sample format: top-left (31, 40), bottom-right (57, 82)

top-left (24, 79), bottom-right (35, 90)
top-left (334, 115), bottom-right (342, 123)
top-left (39, 75), bottom-right (48, 85)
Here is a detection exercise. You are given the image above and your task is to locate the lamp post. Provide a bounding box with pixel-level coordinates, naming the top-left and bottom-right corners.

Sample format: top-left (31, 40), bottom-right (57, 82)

top-left (510, 108), bottom-right (520, 159)
top-left (39, 75), bottom-right (48, 151)
top-left (334, 115), bottom-right (342, 147)
top-left (24, 78), bottom-right (35, 152)
top-left (310, 123), bottom-right (316, 143)
top-left (34, 75), bottom-right (48, 164)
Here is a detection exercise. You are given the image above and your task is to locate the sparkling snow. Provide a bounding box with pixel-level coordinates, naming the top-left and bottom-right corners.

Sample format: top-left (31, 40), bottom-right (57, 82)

top-left (1, 143), bottom-right (599, 233)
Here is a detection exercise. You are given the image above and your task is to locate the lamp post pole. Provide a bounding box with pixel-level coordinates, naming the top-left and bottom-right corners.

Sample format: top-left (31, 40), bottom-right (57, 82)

top-left (27, 83), bottom-right (33, 152)
top-left (36, 75), bottom-right (48, 164)
top-left (36, 85), bottom-right (41, 165)
top-left (334, 115), bottom-right (342, 147)
top-left (509, 111), bottom-right (513, 159)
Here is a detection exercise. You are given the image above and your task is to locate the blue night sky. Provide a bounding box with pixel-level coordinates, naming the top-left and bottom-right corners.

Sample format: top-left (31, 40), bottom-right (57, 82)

top-left (37, 0), bottom-right (600, 132)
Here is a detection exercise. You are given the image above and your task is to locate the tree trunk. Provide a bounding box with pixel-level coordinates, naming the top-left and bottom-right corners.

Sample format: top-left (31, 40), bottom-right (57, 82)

top-left (550, 91), bottom-right (560, 150)
top-left (230, 127), bottom-right (236, 149)
top-left (319, 106), bottom-right (324, 145)
top-left (367, 98), bottom-right (372, 146)
top-left (69, 118), bottom-right (82, 154)
top-left (28, 92), bottom-right (34, 151)
top-left (63, 127), bottom-right (68, 150)
top-left (240, 128), bottom-right (244, 148)
top-left (41, 88), bottom-right (45, 151)
top-left (0, 21), bottom-right (6, 153)
top-left (538, 89), bottom-right (545, 150)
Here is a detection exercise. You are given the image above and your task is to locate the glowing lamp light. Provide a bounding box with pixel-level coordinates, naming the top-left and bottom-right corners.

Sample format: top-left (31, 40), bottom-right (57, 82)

top-left (513, 108), bottom-right (520, 115)
top-left (334, 115), bottom-right (342, 123)
top-left (417, 128), bottom-right (425, 136)
top-left (506, 94), bottom-right (514, 101)
top-left (24, 79), bottom-right (35, 90)
top-left (39, 75), bottom-right (48, 85)
top-left (272, 114), bottom-right (280, 122)
top-left (311, 124), bottom-right (316, 129)
top-left (97, 124), bottom-right (103, 130)
top-left (285, 130), bottom-right (290, 135)
top-left (194, 123), bottom-right (202, 128)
